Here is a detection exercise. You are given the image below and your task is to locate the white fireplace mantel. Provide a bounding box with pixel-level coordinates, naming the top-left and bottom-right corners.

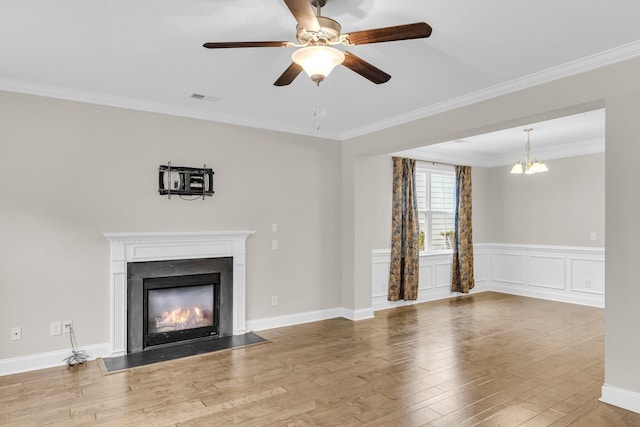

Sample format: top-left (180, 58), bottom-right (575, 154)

top-left (104, 231), bottom-right (255, 357)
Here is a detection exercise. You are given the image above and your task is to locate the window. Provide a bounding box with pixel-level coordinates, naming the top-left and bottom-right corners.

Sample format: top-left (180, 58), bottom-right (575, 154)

top-left (416, 163), bottom-right (456, 252)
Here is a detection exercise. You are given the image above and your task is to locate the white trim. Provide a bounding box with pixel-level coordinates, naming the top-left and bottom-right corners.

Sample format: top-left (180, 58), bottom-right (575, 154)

top-left (490, 281), bottom-right (603, 308)
top-left (372, 248), bottom-right (489, 311)
top-left (478, 242), bottom-right (604, 255)
top-left (103, 231), bottom-right (255, 357)
top-left (402, 137), bottom-right (605, 169)
top-left (341, 307), bottom-right (375, 321)
top-left (0, 343), bottom-right (110, 376)
top-left (246, 308), bottom-right (343, 331)
top-left (601, 384), bottom-right (640, 414)
top-left (2, 41), bottom-right (640, 141)
top-left (1, 306), bottom-right (374, 375)
top-left (374, 287), bottom-right (490, 312)
top-left (245, 307), bottom-right (375, 331)
top-left (341, 40), bottom-right (640, 140)
top-left (372, 243), bottom-right (605, 311)
top-left (0, 77), bottom-right (344, 141)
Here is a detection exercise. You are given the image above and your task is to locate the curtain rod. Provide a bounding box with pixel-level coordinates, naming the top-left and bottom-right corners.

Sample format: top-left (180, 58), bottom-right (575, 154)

top-left (419, 160), bottom-right (459, 168)
top-left (394, 155), bottom-right (469, 168)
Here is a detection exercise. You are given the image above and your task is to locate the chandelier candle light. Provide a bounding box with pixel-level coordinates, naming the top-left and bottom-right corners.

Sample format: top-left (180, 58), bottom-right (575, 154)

top-left (510, 128), bottom-right (549, 175)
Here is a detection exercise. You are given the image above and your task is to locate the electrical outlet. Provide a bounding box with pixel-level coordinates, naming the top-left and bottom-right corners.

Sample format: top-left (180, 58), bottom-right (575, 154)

top-left (585, 280), bottom-right (592, 289)
top-left (272, 223), bottom-right (278, 232)
top-left (63, 321), bottom-right (73, 333)
top-left (272, 239), bottom-right (278, 250)
top-left (50, 321), bottom-right (62, 336)
top-left (271, 296), bottom-right (278, 306)
top-left (11, 327), bottom-right (21, 341)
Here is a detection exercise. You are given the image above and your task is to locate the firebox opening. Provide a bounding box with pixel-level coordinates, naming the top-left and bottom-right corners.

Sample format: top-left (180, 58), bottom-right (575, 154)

top-left (142, 273), bottom-right (220, 349)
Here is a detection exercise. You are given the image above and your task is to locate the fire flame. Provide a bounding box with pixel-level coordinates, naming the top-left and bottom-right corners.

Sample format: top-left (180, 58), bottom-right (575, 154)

top-left (156, 305), bottom-right (206, 330)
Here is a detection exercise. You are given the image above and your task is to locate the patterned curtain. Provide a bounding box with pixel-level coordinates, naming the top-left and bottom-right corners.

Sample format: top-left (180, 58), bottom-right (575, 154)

top-left (451, 165), bottom-right (475, 293)
top-left (388, 157), bottom-right (420, 301)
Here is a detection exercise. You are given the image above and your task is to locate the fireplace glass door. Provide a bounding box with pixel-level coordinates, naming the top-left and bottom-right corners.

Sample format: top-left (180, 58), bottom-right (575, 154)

top-left (143, 273), bottom-right (220, 348)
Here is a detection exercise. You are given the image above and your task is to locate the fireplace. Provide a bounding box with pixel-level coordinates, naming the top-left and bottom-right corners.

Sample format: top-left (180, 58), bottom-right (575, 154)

top-left (144, 273), bottom-right (220, 348)
top-left (127, 257), bottom-right (233, 353)
top-left (104, 231), bottom-right (254, 357)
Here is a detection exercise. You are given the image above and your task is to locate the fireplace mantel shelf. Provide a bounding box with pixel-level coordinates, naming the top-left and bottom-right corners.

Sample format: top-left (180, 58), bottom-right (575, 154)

top-left (104, 230), bottom-right (255, 357)
top-left (104, 231), bottom-right (255, 242)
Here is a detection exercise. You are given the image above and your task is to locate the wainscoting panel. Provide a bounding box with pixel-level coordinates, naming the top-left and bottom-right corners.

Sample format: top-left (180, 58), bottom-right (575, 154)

top-left (419, 264), bottom-right (434, 290)
top-left (372, 244), bottom-right (604, 311)
top-left (474, 252), bottom-right (489, 283)
top-left (492, 253), bottom-right (524, 285)
top-left (371, 252), bottom-right (390, 300)
top-left (529, 256), bottom-right (566, 290)
top-left (571, 258), bottom-right (605, 294)
top-left (434, 263), bottom-right (452, 288)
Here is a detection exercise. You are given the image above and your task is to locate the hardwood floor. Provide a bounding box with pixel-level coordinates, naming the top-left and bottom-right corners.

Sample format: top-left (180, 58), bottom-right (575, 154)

top-left (2, 292), bottom-right (639, 426)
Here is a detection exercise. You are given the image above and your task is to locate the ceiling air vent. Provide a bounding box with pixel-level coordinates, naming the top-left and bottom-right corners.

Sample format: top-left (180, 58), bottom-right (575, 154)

top-left (190, 93), bottom-right (221, 102)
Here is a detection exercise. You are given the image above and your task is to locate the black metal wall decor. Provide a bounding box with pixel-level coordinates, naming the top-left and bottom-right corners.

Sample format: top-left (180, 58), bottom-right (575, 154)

top-left (158, 163), bottom-right (214, 199)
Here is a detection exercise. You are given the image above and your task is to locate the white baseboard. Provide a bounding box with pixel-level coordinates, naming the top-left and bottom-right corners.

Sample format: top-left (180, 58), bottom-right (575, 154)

top-left (341, 307), bottom-right (375, 321)
top-left (246, 307), bottom-right (344, 331)
top-left (373, 285), bottom-right (489, 312)
top-left (490, 282), bottom-right (604, 308)
top-left (3, 307), bottom-right (377, 376)
top-left (246, 306), bottom-right (376, 331)
top-left (0, 343), bottom-right (110, 376)
top-left (601, 384), bottom-right (640, 414)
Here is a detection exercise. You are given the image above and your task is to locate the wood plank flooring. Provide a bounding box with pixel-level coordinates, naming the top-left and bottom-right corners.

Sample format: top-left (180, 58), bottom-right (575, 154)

top-left (2, 292), bottom-right (639, 426)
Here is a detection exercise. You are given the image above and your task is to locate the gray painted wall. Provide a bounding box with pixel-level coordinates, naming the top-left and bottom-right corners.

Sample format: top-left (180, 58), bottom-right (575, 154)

top-left (342, 57), bottom-right (640, 399)
top-left (0, 91), bottom-right (342, 359)
top-left (481, 153), bottom-right (605, 246)
top-left (365, 153), bottom-right (605, 250)
top-left (1, 54), bottom-right (639, 406)
top-left (604, 90), bottom-right (640, 393)
top-left (470, 166), bottom-right (492, 244)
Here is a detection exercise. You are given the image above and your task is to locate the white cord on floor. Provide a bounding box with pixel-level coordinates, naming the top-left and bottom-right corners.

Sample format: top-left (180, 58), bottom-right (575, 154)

top-left (63, 324), bottom-right (89, 367)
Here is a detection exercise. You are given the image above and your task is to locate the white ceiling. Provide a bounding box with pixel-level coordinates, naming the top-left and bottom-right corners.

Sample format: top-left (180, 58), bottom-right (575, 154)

top-left (395, 108), bottom-right (606, 167)
top-left (0, 1), bottom-right (639, 142)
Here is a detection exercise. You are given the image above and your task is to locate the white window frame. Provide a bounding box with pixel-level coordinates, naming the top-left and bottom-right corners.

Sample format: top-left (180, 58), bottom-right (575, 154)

top-left (416, 162), bottom-right (456, 254)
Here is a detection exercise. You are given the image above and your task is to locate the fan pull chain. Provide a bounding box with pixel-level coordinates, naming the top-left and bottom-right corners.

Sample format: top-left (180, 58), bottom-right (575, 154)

top-left (313, 83), bottom-right (321, 130)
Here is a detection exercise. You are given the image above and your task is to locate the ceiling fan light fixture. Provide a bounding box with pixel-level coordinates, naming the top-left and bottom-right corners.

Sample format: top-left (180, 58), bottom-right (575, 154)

top-left (292, 45), bottom-right (345, 84)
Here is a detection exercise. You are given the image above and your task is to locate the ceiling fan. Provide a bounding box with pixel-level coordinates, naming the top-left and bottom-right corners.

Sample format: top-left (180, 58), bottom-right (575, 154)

top-left (203, 0), bottom-right (432, 86)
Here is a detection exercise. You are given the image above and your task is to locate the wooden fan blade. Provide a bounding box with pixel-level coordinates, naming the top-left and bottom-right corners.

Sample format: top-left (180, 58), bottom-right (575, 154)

top-left (203, 41), bottom-right (292, 49)
top-left (341, 51), bottom-right (391, 84)
top-left (283, 0), bottom-right (320, 32)
top-left (274, 62), bottom-right (304, 86)
top-left (343, 22), bottom-right (432, 45)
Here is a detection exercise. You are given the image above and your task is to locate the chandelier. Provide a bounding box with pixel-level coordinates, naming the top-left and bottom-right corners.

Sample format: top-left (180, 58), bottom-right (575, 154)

top-left (510, 128), bottom-right (549, 174)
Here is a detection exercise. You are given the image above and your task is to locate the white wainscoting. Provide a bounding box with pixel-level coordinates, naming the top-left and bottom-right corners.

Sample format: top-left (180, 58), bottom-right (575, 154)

top-left (372, 248), bottom-right (490, 311)
top-left (372, 243), bottom-right (604, 311)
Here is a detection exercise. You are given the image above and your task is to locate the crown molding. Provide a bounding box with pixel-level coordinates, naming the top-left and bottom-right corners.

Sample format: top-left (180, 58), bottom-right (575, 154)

top-left (400, 137), bottom-right (605, 168)
top-left (2, 40), bottom-right (640, 141)
top-left (0, 77), bottom-right (343, 141)
top-left (340, 40), bottom-right (640, 141)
